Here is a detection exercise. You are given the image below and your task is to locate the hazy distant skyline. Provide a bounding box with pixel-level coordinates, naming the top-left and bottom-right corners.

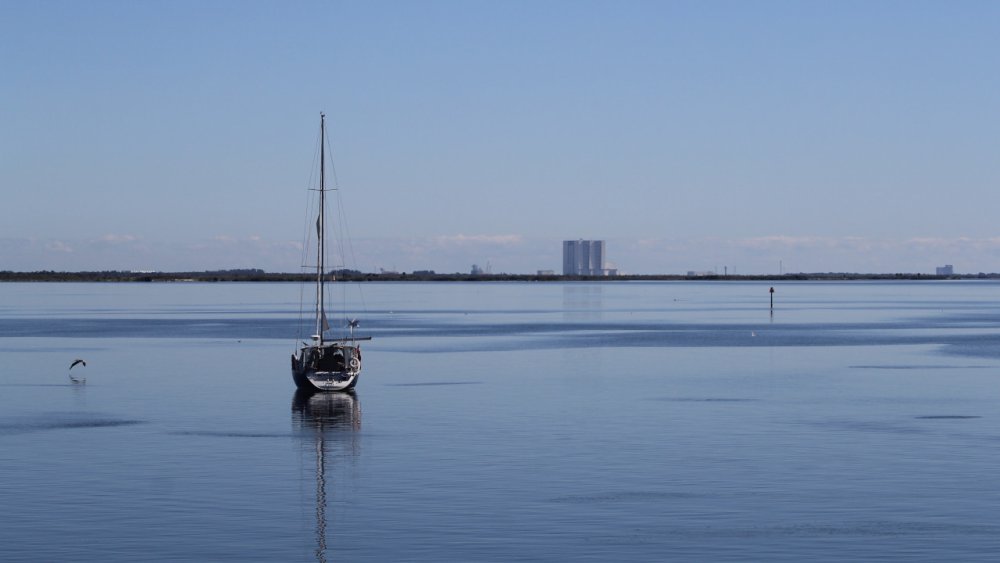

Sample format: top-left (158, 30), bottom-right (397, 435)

top-left (4, 1), bottom-right (1000, 274)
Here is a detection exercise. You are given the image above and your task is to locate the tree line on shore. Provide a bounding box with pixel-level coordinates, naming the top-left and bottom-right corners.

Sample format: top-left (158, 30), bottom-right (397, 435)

top-left (0, 269), bottom-right (989, 282)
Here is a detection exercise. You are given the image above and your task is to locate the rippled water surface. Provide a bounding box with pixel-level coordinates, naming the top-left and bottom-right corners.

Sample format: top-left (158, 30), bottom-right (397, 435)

top-left (3, 281), bottom-right (1000, 561)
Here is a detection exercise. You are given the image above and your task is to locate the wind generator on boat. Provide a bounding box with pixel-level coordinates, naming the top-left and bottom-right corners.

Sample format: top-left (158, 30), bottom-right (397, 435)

top-left (291, 113), bottom-right (370, 392)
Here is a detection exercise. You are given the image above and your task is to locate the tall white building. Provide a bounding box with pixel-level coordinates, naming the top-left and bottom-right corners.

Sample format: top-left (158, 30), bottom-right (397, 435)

top-left (563, 240), bottom-right (606, 276)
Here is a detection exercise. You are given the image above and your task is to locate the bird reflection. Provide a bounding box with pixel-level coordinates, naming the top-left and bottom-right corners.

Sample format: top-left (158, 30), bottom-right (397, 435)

top-left (292, 391), bottom-right (361, 563)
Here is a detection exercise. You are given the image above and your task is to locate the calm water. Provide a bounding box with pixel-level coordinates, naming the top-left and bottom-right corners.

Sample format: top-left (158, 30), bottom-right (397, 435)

top-left (3, 280), bottom-right (1000, 561)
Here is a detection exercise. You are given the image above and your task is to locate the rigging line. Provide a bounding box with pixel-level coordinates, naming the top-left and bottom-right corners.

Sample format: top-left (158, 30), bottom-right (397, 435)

top-left (322, 115), bottom-right (369, 317)
top-left (334, 185), bottom-right (369, 315)
top-left (321, 119), bottom-right (348, 283)
top-left (298, 124), bottom-right (323, 271)
top-left (297, 276), bottom-right (306, 344)
top-left (322, 117), bottom-right (341, 193)
top-left (296, 119), bottom-right (325, 345)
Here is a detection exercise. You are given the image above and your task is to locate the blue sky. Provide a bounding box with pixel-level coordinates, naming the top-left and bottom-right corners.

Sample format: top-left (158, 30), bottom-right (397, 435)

top-left (4, 1), bottom-right (1000, 274)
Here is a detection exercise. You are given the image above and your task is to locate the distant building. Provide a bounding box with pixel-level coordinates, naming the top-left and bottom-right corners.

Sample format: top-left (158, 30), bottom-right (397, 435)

top-left (471, 264), bottom-right (484, 275)
top-left (936, 265), bottom-right (954, 276)
top-left (537, 270), bottom-right (555, 276)
top-left (563, 240), bottom-right (615, 276)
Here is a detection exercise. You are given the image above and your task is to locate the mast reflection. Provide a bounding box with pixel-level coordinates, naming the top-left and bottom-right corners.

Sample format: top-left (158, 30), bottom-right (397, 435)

top-left (292, 390), bottom-right (361, 563)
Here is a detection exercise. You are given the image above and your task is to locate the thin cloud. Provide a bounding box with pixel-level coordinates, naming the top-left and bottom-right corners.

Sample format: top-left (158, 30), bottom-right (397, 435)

top-left (432, 234), bottom-right (524, 246)
top-left (96, 234), bottom-right (140, 243)
top-left (734, 235), bottom-right (837, 249)
top-left (44, 240), bottom-right (74, 253)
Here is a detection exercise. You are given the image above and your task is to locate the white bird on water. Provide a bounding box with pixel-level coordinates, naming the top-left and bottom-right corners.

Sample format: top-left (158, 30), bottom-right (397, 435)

top-left (68, 359), bottom-right (87, 384)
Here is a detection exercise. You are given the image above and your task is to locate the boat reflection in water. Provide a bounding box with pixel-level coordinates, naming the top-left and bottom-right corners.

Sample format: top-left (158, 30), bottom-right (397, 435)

top-left (292, 391), bottom-right (361, 563)
top-left (292, 390), bottom-right (362, 432)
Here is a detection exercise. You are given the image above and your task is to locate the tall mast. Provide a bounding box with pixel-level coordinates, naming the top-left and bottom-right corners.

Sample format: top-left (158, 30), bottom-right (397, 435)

top-left (316, 113), bottom-right (326, 343)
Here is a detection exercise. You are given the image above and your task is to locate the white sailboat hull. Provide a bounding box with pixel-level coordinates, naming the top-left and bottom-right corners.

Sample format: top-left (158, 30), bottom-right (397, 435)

top-left (292, 343), bottom-right (362, 392)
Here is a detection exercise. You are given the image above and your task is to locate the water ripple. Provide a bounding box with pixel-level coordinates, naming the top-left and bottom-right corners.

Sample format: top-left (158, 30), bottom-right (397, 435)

top-left (171, 430), bottom-right (292, 438)
top-left (0, 416), bottom-right (145, 435)
top-left (591, 520), bottom-right (1000, 543)
top-left (549, 491), bottom-right (703, 504)
top-left (849, 365), bottom-right (990, 370)
top-left (386, 381), bottom-right (484, 387)
top-left (648, 397), bottom-right (758, 403)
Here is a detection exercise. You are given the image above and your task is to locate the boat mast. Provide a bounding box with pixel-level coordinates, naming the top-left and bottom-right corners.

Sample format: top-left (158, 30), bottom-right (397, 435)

top-left (316, 113), bottom-right (326, 344)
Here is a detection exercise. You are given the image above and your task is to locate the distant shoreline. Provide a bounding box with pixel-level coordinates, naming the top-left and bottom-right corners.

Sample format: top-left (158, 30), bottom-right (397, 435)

top-left (0, 271), bottom-right (994, 283)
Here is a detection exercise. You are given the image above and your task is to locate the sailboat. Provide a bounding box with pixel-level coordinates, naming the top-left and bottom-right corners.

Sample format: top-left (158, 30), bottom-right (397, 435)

top-left (292, 113), bottom-right (371, 392)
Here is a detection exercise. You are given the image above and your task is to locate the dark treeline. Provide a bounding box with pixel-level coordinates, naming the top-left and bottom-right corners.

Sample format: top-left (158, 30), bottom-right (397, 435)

top-left (0, 270), bottom-right (994, 282)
